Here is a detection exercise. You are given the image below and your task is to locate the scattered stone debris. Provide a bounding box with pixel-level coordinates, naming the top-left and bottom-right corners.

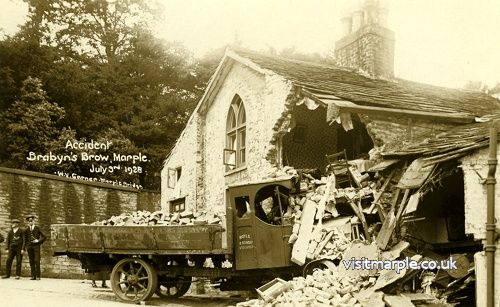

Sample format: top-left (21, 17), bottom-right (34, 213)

top-left (244, 157), bottom-right (476, 306)
top-left (91, 210), bottom-right (224, 226)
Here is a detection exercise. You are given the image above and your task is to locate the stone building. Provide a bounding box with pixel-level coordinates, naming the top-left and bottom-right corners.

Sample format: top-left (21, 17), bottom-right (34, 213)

top-left (161, 39), bottom-right (498, 217)
top-left (161, 2), bottom-right (500, 305)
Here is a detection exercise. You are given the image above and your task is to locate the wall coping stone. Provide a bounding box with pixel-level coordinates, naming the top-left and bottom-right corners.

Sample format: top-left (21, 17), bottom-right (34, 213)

top-left (0, 166), bottom-right (159, 193)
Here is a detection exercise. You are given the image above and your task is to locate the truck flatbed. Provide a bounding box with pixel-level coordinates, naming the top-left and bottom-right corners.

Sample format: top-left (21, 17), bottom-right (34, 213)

top-left (51, 224), bottom-right (228, 255)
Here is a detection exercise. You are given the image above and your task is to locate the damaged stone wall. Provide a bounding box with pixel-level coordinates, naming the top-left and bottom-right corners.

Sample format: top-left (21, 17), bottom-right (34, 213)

top-left (460, 146), bottom-right (500, 307)
top-left (358, 114), bottom-right (455, 146)
top-left (202, 62), bottom-right (293, 214)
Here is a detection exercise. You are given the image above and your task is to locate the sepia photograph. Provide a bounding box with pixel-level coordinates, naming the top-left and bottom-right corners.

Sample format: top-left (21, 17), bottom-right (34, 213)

top-left (0, 0), bottom-right (499, 306)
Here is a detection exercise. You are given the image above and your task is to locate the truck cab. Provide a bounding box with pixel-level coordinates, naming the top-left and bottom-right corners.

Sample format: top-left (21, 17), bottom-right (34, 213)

top-left (228, 178), bottom-right (294, 270)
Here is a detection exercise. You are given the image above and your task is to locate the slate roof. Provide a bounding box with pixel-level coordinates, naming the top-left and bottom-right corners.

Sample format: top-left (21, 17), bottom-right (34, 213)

top-left (232, 49), bottom-right (500, 117)
top-left (381, 113), bottom-right (500, 163)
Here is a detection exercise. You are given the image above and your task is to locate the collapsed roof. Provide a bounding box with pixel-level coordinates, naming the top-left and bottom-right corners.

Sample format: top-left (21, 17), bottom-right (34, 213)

top-left (220, 49), bottom-right (500, 162)
top-left (228, 48), bottom-right (500, 122)
top-left (382, 113), bottom-right (500, 164)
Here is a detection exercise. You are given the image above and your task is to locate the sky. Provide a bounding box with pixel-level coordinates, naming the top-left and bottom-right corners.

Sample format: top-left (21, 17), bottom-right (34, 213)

top-left (1, 0), bottom-right (499, 89)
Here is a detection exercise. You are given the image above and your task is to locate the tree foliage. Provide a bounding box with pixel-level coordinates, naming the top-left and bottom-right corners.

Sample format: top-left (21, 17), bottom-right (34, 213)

top-left (22, 0), bottom-right (160, 63)
top-left (0, 0), bottom-right (205, 190)
top-left (0, 76), bottom-right (69, 171)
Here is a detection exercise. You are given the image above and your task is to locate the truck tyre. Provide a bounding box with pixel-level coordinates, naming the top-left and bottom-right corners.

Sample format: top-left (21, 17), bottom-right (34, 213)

top-left (156, 275), bottom-right (192, 298)
top-left (110, 258), bottom-right (158, 303)
top-left (303, 259), bottom-right (336, 277)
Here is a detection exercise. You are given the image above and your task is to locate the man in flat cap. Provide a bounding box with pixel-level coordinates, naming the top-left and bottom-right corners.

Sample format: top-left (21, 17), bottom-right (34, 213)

top-left (2, 219), bottom-right (24, 279)
top-left (24, 215), bottom-right (46, 280)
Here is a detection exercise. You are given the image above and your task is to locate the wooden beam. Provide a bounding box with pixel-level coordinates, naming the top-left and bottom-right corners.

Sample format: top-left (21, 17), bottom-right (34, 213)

top-left (347, 198), bottom-right (371, 243)
top-left (320, 98), bottom-right (475, 124)
top-left (376, 210), bottom-right (396, 250)
top-left (366, 169), bottom-right (396, 216)
top-left (395, 189), bottom-right (411, 223)
top-left (291, 200), bottom-right (317, 266)
top-left (376, 188), bottom-right (402, 250)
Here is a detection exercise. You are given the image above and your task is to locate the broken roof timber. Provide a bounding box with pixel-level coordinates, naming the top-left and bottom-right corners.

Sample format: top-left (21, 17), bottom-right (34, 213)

top-left (299, 88), bottom-right (475, 124)
top-left (327, 99), bottom-right (475, 124)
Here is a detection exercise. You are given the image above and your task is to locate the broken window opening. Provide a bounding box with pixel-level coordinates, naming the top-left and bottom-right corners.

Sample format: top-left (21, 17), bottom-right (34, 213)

top-left (336, 113), bottom-right (374, 160)
top-left (254, 185), bottom-right (290, 225)
top-left (282, 104), bottom-right (374, 173)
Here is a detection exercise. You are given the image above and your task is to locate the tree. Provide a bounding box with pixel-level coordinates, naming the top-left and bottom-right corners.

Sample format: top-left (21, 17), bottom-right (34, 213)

top-left (0, 37), bottom-right (60, 110)
top-left (0, 1), bottom-right (205, 190)
top-left (22, 0), bottom-right (160, 63)
top-left (0, 76), bottom-right (69, 171)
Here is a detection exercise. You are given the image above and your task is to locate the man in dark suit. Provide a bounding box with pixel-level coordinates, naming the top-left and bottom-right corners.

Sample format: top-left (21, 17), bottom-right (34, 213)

top-left (24, 215), bottom-right (46, 280)
top-left (2, 219), bottom-right (24, 279)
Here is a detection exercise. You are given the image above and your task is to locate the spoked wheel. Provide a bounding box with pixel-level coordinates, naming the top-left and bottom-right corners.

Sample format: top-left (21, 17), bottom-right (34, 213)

top-left (156, 275), bottom-right (192, 298)
top-left (111, 258), bottom-right (158, 303)
top-left (303, 259), bottom-right (336, 277)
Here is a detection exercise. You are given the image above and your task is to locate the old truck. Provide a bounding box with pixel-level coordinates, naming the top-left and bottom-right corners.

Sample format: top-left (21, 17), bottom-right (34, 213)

top-left (51, 178), bottom-right (332, 303)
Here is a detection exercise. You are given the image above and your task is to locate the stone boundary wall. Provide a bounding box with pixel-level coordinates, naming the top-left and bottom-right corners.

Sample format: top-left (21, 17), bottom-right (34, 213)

top-left (0, 167), bottom-right (160, 278)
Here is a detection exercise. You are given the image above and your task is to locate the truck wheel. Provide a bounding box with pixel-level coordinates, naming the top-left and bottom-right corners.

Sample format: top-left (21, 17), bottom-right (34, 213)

top-left (111, 258), bottom-right (158, 303)
top-left (156, 276), bottom-right (192, 298)
top-left (303, 259), bottom-right (336, 277)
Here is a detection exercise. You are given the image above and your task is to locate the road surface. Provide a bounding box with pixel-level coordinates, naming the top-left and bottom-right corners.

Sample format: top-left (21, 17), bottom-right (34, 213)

top-left (0, 277), bottom-right (247, 307)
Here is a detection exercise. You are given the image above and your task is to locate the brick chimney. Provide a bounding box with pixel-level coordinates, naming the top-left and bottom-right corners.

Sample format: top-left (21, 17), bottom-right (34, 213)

top-left (334, 0), bottom-right (395, 78)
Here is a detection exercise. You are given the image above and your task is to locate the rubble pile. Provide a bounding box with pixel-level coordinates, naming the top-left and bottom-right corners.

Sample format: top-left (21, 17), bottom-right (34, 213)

top-left (91, 210), bottom-right (224, 226)
top-left (265, 269), bottom-right (373, 306)
top-left (282, 167), bottom-right (379, 265)
top-left (247, 157), bottom-right (476, 306)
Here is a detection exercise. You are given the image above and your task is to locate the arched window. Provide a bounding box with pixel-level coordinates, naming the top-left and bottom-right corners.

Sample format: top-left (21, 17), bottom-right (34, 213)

top-left (225, 95), bottom-right (246, 170)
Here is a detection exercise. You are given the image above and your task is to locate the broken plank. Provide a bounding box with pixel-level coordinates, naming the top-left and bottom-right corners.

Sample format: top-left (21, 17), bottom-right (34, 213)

top-left (376, 209), bottom-right (396, 250)
top-left (357, 199), bottom-right (371, 242)
top-left (395, 189), bottom-right (411, 223)
top-left (291, 199), bottom-right (317, 266)
top-left (366, 169), bottom-right (395, 215)
top-left (404, 191), bottom-right (420, 215)
top-left (402, 293), bottom-right (437, 303)
top-left (313, 230), bottom-right (334, 258)
top-left (390, 188), bottom-right (401, 210)
top-left (375, 186), bottom-right (402, 245)
top-left (347, 198), bottom-right (371, 242)
top-left (315, 174), bottom-right (335, 221)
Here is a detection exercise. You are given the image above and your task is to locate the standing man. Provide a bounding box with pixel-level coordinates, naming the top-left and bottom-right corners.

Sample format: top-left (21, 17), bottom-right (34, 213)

top-left (2, 219), bottom-right (24, 279)
top-left (25, 215), bottom-right (46, 280)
